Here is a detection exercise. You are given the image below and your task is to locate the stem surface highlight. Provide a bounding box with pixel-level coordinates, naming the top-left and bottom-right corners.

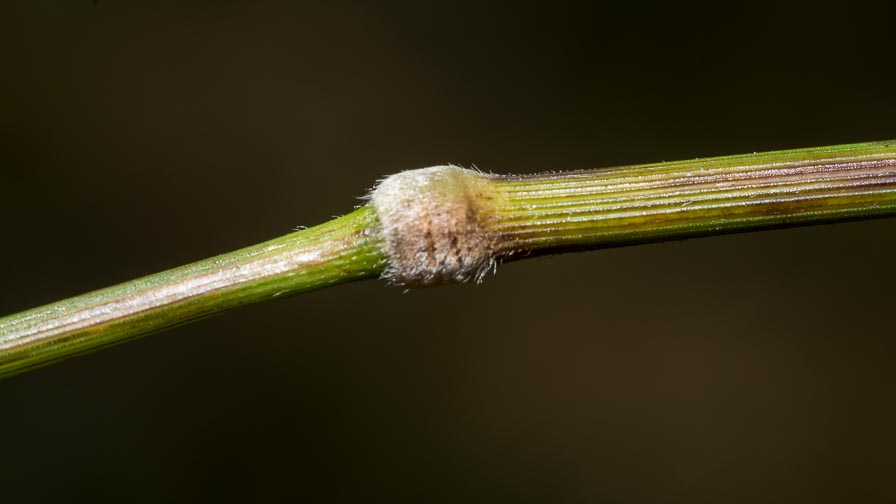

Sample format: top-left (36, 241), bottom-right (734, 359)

top-left (3, 140), bottom-right (896, 378)
top-left (488, 140), bottom-right (896, 256)
top-left (0, 207), bottom-right (385, 378)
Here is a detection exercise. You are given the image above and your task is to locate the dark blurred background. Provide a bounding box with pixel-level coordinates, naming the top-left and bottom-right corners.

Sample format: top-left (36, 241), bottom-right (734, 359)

top-left (2, 2), bottom-right (895, 502)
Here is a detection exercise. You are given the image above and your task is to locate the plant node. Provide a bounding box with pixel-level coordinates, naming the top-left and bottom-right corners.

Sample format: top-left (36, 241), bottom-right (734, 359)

top-left (370, 166), bottom-right (498, 286)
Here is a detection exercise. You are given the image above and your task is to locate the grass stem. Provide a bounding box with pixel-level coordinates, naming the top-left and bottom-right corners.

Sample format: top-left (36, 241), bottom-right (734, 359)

top-left (0, 207), bottom-right (384, 378)
top-left (3, 140), bottom-right (895, 378)
top-left (488, 140), bottom-right (896, 256)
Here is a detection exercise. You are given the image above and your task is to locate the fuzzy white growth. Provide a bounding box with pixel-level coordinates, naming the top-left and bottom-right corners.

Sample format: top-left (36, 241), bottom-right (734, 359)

top-left (370, 166), bottom-right (496, 287)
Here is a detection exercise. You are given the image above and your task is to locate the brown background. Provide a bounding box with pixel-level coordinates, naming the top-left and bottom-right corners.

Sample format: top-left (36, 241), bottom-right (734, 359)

top-left (2, 2), bottom-right (895, 502)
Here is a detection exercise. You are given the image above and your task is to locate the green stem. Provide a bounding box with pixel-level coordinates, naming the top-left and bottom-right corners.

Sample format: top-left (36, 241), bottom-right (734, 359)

top-left (488, 140), bottom-right (896, 256)
top-left (3, 140), bottom-right (896, 379)
top-left (0, 207), bottom-right (385, 378)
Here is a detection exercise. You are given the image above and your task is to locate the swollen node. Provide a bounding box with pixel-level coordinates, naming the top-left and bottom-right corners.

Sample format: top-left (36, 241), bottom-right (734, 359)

top-left (369, 166), bottom-right (496, 287)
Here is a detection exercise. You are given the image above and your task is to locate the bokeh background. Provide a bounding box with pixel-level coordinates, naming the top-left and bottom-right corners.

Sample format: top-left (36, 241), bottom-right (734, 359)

top-left (2, 2), bottom-right (895, 502)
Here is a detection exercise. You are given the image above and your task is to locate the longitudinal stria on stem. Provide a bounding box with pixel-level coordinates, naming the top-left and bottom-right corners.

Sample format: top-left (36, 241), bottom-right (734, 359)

top-left (2, 140), bottom-right (895, 377)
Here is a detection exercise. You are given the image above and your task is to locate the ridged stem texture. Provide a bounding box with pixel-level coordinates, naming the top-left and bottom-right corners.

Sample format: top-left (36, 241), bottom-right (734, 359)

top-left (2, 140), bottom-right (896, 379)
top-left (487, 141), bottom-right (896, 256)
top-left (0, 207), bottom-right (385, 378)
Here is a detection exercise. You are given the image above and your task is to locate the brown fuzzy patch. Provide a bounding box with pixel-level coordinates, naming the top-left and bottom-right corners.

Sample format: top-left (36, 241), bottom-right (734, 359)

top-left (370, 166), bottom-right (496, 286)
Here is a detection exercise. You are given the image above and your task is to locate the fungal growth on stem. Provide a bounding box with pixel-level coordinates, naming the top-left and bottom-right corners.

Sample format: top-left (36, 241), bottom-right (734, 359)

top-left (2, 140), bottom-right (896, 378)
top-left (370, 166), bottom-right (498, 286)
